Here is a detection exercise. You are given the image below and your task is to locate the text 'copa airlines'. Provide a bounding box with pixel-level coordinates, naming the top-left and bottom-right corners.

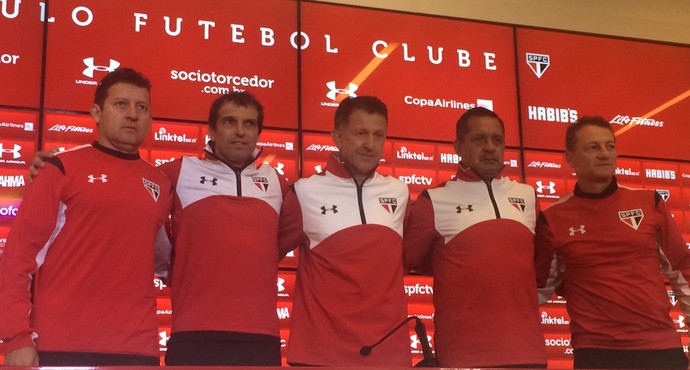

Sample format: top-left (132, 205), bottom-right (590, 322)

top-left (3, 3), bottom-right (499, 70)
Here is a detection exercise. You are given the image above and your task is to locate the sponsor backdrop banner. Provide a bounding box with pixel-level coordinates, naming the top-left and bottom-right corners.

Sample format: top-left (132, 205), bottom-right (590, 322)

top-left (2, 1), bottom-right (690, 367)
top-left (300, 2), bottom-right (519, 144)
top-left (0, 0), bottom-right (43, 108)
top-left (43, 0), bottom-right (298, 127)
top-left (518, 28), bottom-right (690, 161)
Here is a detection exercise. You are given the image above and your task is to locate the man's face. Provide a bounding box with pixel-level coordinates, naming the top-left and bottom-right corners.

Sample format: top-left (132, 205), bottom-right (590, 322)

top-left (454, 116), bottom-right (505, 180)
top-left (566, 125), bottom-right (617, 185)
top-left (332, 109), bottom-right (387, 181)
top-left (92, 82), bottom-right (152, 154)
top-left (209, 101), bottom-right (260, 168)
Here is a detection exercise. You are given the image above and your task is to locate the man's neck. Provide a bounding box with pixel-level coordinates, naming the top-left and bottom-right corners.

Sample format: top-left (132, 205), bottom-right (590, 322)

top-left (576, 178), bottom-right (613, 194)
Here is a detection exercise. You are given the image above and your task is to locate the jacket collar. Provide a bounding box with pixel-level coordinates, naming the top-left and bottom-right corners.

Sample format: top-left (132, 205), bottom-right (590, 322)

top-left (454, 163), bottom-right (503, 182)
top-left (574, 176), bottom-right (618, 199)
top-left (204, 141), bottom-right (262, 172)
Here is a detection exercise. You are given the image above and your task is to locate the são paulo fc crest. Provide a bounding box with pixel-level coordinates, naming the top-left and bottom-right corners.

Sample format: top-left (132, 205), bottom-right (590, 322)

top-left (379, 197), bottom-right (398, 214)
top-left (526, 53), bottom-right (550, 78)
top-left (142, 178), bottom-right (161, 202)
top-left (508, 197), bottom-right (526, 212)
top-left (656, 189), bottom-right (670, 202)
top-left (618, 209), bottom-right (644, 230)
top-left (253, 176), bottom-right (269, 191)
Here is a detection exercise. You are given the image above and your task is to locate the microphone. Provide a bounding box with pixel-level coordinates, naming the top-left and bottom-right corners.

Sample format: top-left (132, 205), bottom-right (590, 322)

top-left (359, 315), bottom-right (439, 367)
top-left (360, 316), bottom-right (416, 356)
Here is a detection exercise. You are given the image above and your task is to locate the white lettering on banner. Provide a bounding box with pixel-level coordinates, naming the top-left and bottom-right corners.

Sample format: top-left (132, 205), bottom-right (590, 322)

top-left (0, 121), bottom-right (31, 130)
top-left (48, 124), bottom-right (94, 133)
top-left (0, 205), bottom-right (18, 216)
top-left (527, 106), bottom-right (578, 123)
top-left (71, 6), bottom-right (93, 27)
top-left (528, 161), bottom-right (561, 169)
top-left (540, 311), bottom-right (570, 325)
top-left (399, 175), bottom-right (433, 186)
top-left (545, 338), bottom-right (571, 347)
top-left (126, 13), bottom-right (499, 67)
top-left (164, 16), bottom-right (182, 36)
top-left (1, 0), bottom-right (20, 19)
top-left (373, 40), bottom-right (498, 69)
top-left (610, 115), bottom-right (664, 128)
top-left (615, 167), bottom-right (640, 176)
top-left (277, 307), bottom-right (290, 319)
top-left (39, 2), bottom-right (55, 23)
top-left (0, 53), bottom-right (19, 65)
top-left (153, 277), bottom-right (167, 290)
top-left (0, 175), bottom-right (25, 188)
top-left (154, 128), bottom-right (197, 144)
top-left (645, 169), bottom-right (676, 180)
top-left (154, 157), bottom-right (176, 166)
top-left (404, 96), bottom-right (475, 110)
top-left (306, 144), bottom-right (338, 152)
top-left (170, 70), bottom-right (275, 89)
top-left (440, 153), bottom-right (460, 164)
top-left (404, 283), bottom-right (433, 296)
top-left (396, 146), bottom-right (433, 161)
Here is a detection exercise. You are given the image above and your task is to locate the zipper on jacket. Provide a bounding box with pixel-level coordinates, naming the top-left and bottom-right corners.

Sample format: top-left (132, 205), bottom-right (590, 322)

top-left (356, 181), bottom-right (367, 224)
top-left (233, 168), bottom-right (243, 196)
top-left (485, 180), bottom-right (501, 219)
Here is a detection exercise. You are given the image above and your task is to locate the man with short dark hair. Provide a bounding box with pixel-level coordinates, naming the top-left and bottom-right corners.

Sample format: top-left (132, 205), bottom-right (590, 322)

top-left (535, 116), bottom-right (690, 369)
top-left (159, 91), bottom-right (302, 366)
top-left (286, 96), bottom-right (412, 366)
top-left (404, 107), bottom-right (548, 367)
top-left (0, 68), bottom-right (172, 366)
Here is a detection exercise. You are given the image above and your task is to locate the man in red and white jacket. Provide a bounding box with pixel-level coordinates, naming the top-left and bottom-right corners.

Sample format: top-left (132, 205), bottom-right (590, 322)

top-left (158, 92), bottom-right (302, 366)
top-left (0, 68), bottom-right (172, 366)
top-left (287, 96), bottom-right (412, 367)
top-left (535, 116), bottom-right (690, 369)
top-left (404, 107), bottom-right (548, 367)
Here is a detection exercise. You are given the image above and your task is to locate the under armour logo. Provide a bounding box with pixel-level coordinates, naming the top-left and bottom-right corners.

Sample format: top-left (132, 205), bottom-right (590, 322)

top-left (274, 162), bottom-right (285, 176)
top-left (0, 143), bottom-right (21, 159)
top-left (526, 53), bottom-right (550, 78)
top-left (326, 81), bottom-right (358, 101)
top-left (456, 204), bottom-right (473, 213)
top-left (200, 176), bottom-right (218, 186)
top-left (277, 277), bottom-right (285, 292)
top-left (675, 314), bottom-right (685, 329)
top-left (569, 225), bottom-right (586, 236)
top-left (320, 205), bottom-right (338, 214)
top-left (536, 180), bottom-right (556, 194)
top-left (159, 330), bottom-right (170, 347)
top-left (82, 57), bottom-right (120, 78)
top-left (409, 334), bottom-right (433, 350)
top-left (87, 174), bottom-right (108, 183)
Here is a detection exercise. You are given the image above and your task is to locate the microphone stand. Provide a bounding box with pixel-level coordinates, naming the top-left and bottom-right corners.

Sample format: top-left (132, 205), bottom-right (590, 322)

top-left (359, 315), bottom-right (439, 367)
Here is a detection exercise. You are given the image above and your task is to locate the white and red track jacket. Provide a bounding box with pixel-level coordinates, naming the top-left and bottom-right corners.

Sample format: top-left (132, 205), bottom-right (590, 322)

top-left (159, 145), bottom-right (302, 337)
top-left (0, 142), bottom-right (171, 357)
top-left (287, 155), bottom-right (411, 367)
top-left (404, 166), bottom-right (547, 367)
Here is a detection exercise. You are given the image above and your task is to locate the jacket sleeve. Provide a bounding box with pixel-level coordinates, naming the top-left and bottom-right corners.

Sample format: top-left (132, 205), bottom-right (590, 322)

top-left (0, 162), bottom-right (65, 352)
top-left (403, 191), bottom-right (441, 276)
top-left (654, 193), bottom-right (690, 316)
top-left (155, 160), bottom-right (180, 284)
top-left (278, 182), bottom-right (306, 260)
top-left (534, 212), bottom-right (564, 304)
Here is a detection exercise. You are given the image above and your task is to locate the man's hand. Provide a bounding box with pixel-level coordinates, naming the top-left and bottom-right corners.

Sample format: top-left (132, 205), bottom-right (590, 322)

top-left (29, 147), bottom-right (60, 182)
top-left (4, 345), bottom-right (39, 366)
